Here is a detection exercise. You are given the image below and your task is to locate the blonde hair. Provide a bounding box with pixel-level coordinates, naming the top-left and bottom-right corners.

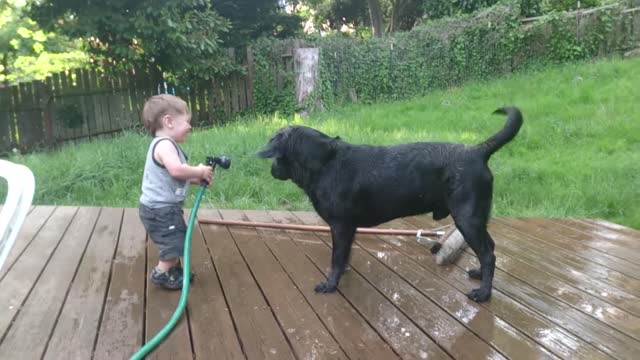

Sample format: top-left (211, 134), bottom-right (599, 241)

top-left (142, 94), bottom-right (190, 136)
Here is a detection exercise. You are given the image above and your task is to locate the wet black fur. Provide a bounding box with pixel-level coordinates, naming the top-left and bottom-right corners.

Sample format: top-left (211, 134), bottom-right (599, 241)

top-left (257, 107), bottom-right (523, 302)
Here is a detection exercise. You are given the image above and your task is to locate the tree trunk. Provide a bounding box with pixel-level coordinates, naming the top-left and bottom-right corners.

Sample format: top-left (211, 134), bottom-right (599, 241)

top-left (367, 0), bottom-right (384, 37)
top-left (389, 0), bottom-right (402, 33)
top-left (1, 52), bottom-right (9, 88)
top-left (389, 0), bottom-right (415, 33)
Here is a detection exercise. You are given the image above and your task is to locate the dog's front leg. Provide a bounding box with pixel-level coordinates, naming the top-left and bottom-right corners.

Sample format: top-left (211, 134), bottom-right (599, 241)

top-left (315, 224), bottom-right (356, 293)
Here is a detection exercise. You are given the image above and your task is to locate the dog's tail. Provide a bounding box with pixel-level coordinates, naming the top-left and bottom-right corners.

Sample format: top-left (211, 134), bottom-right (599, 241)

top-left (476, 106), bottom-right (523, 160)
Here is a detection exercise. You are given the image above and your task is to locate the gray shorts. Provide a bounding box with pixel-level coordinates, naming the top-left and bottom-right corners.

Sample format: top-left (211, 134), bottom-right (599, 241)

top-left (139, 203), bottom-right (186, 260)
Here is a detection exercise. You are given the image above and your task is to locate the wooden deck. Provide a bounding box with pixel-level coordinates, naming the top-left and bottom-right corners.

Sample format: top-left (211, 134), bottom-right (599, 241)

top-left (0, 206), bottom-right (639, 360)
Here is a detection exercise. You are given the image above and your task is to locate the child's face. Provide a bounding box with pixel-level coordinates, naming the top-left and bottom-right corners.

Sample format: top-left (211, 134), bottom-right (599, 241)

top-left (168, 113), bottom-right (192, 143)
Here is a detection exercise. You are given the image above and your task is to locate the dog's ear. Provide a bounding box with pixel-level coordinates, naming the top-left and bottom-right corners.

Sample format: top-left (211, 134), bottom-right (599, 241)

top-left (255, 144), bottom-right (276, 158)
top-left (298, 133), bottom-right (337, 171)
top-left (255, 135), bottom-right (282, 158)
top-left (256, 127), bottom-right (292, 158)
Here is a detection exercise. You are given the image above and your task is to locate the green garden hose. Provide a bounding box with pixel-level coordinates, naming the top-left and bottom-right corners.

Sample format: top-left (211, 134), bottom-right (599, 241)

top-left (130, 184), bottom-right (207, 360)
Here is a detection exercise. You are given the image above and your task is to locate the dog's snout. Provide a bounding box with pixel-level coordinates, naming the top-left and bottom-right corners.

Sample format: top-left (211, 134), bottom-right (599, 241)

top-left (255, 146), bottom-right (274, 158)
top-left (269, 157), bottom-right (291, 180)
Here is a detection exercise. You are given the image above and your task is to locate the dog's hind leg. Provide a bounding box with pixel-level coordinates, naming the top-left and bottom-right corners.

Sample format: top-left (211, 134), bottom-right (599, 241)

top-left (466, 231), bottom-right (495, 280)
top-left (454, 217), bottom-right (496, 302)
top-left (449, 183), bottom-right (495, 302)
top-left (315, 224), bottom-right (356, 293)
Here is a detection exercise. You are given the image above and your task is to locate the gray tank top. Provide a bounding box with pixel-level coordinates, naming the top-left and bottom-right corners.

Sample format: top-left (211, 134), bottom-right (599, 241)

top-left (139, 137), bottom-right (189, 208)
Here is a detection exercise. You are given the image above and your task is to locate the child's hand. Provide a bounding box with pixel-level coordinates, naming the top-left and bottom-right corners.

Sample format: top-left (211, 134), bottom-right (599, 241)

top-left (196, 164), bottom-right (214, 185)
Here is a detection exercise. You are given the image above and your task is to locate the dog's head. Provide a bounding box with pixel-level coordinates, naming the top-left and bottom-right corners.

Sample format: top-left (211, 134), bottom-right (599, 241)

top-left (256, 126), bottom-right (339, 182)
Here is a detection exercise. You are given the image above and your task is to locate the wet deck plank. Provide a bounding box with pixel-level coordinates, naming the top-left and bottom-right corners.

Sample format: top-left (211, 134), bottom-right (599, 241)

top-left (403, 215), bottom-right (640, 360)
top-left (187, 210), bottom-right (245, 360)
top-left (391, 213), bottom-right (637, 360)
top-left (292, 211), bottom-right (556, 360)
top-left (277, 211), bottom-right (452, 360)
top-left (495, 218), bottom-right (640, 281)
top-left (528, 218), bottom-right (640, 264)
top-left (45, 207), bottom-right (123, 360)
top-left (244, 210), bottom-right (399, 360)
top-left (0, 205), bottom-right (55, 280)
top-left (209, 209), bottom-right (296, 360)
top-left (0, 206), bottom-right (79, 359)
top-left (0, 206), bottom-right (91, 359)
top-left (94, 208), bottom-right (146, 359)
top-left (292, 211), bottom-right (503, 360)
top-left (144, 212), bottom-right (192, 360)
top-left (582, 218), bottom-right (640, 239)
top-left (221, 209), bottom-right (348, 360)
top-left (0, 206), bottom-right (638, 360)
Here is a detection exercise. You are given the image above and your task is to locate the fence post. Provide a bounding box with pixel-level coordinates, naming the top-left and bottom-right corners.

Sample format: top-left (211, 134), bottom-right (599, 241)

top-left (0, 87), bottom-right (14, 150)
top-left (294, 47), bottom-right (320, 113)
top-left (36, 80), bottom-right (54, 145)
top-left (245, 47), bottom-right (255, 109)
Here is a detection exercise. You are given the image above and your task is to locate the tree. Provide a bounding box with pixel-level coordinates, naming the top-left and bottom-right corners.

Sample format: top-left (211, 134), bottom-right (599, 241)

top-left (30, 0), bottom-right (233, 84)
top-left (212, 0), bottom-right (303, 45)
top-left (368, 0), bottom-right (384, 37)
top-left (292, 0), bottom-right (426, 37)
top-left (387, 0), bottom-right (425, 32)
top-left (422, 0), bottom-right (500, 21)
top-left (0, 0), bottom-right (87, 86)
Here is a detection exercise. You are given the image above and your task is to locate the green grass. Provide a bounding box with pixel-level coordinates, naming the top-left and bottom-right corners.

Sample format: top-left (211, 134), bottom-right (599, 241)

top-left (4, 56), bottom-right (640, 229)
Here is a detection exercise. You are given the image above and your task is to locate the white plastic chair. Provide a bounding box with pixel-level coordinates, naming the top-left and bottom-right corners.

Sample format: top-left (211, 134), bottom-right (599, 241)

top-left (0, 159), bottom-right (35, 272)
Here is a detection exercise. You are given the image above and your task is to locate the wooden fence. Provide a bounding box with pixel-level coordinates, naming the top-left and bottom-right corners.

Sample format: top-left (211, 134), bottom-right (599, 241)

top-left (0, 50), bottom-right (256, 153)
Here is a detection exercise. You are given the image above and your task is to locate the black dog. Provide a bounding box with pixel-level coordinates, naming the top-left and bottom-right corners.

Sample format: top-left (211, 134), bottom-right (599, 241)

top-left (257, 107), bottom-right (523, 302)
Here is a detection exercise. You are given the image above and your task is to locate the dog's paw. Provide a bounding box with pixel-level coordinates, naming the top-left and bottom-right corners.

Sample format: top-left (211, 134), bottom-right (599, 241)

top-left (314, 281), bottom-right (337, 293)
top-left (467, 287), bottom-right (491, 302)
top-left (430, 243), bottom-right (442, 254)
top-left (327, 265), bottom-right (351, 272)
top-left (467, 268), bottom-right (482, 280)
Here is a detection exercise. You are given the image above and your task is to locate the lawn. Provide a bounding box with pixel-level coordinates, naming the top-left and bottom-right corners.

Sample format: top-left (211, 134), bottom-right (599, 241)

top-left (5, 56), bottom-right (639, 228)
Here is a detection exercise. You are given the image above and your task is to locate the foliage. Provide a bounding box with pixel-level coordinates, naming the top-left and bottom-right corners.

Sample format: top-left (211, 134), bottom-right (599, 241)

top-left (293, 0), bottom-right (428, 35)
top-left (294, 0), bottom-right (615, 34)
top-left (298, 0), bottom-right (371, 30)
top-left (307, 6), bottom-right (517, 104)
top-left (249, 3), bottom-right (636, 112)
top-left (422, 0), bottom-right (499, 20)
top-left (303, 3), bottom-right (637, 106)
top-left (30, 0), bottom-right (235, 84)
top-left (213, 0), bottom-right (304, 46)
top-left (6, 51), bottom-right (88, 84)
top-left (27, 0), bottom-right (303, 85)
top-left (521, 3), bottom-right (633, 63)
top-left (516, 0), bottom-right (616, 17)
top-left (517, 0), bottom-right (544, 17)
top-left (249, 37), bottom-right (299, 115)
top-left (0, 0), bottom-right (87, 85)
top-left (545, 0), bottom-right (601, 12)
top-left (295, 0), bottom-right (539, 35)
